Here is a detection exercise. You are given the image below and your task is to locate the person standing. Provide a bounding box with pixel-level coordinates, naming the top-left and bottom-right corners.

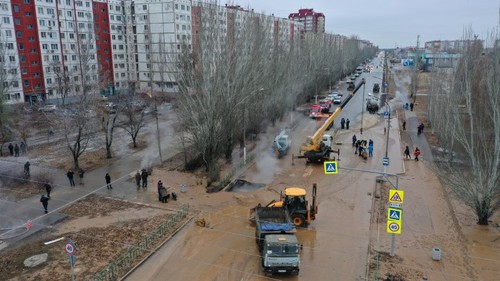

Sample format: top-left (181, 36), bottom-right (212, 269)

top-left (40, 194), bottom-right (49, 214)
top-left (352, 134), bottom-right (357, 147)
top-left (346, 118), bottom-right (350, 130)
top-left (67, 170), bottom-right (75, 186)
top-left (414, 147), bottom-right (421, 161)
top-left (8, 143), bottom-right (14, 156)
top-left (157, 180), bottom-right (163, 202)
top-left (402, 121), bottom-right (406, 131)
top-left (410, 102), bottom-right (414, 111)
top-left (24, 161), bottom-right (30, 177)
top-left (340, 118), bottom-right (345, 129)
top-left (78, 168), bottom-right (85, 185)
top-left (45, 182), bottom-right (52, 199)
top-left (141, 169), bottom-right (148, 188)
top-left (135, 171), bottom-right (141, 189)
top-left (404, 146), bottom-right (411, 159)
top-left (14, 144), bottom-right (19, 157)
top-left (368, 143), bottom-right (374, 157)
top-left (105, 173), bottom-right (112, 189)
top-left (20, 141), bottom-right (26, 155)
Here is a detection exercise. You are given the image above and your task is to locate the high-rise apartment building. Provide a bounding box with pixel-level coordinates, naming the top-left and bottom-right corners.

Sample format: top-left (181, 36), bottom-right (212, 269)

top-left (288, 9), bottom-right (325, 34)
top-left (0, 0), bottom-right (304, 104)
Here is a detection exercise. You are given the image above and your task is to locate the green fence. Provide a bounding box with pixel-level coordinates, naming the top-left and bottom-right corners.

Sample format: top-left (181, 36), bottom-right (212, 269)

top-left (88, 204), bottom-right (189, 281)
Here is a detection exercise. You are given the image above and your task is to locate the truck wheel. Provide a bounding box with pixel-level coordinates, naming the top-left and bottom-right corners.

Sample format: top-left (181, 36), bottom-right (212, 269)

top-left (292, 215), bottom-right (306, 227)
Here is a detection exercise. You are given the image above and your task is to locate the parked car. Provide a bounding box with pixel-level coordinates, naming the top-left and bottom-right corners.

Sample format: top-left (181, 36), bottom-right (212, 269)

top-left (373, 83), bottom-right (380, 93)
top-left (38, 104), bottom-right (57, 112)
top-left (350, 76), bottom-right (356, 81)
top-left (333, 96), bottom-right (342, 104)
top-left (347, 81), bottom-right (355, 91)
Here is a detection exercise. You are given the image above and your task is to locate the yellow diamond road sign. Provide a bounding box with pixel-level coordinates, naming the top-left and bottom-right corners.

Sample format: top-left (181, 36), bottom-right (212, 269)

top-left (323, 161), bottom-right (338, 174)
top-left (386, 220), bottom-right (402, 234)
top-left (389, 189), bottom-right (404, 204)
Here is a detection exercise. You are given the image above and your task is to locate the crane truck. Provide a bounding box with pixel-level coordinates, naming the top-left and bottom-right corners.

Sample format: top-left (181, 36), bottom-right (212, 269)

top-left (296, 79), bottom-right (366, 163)
top-left (254, 206), bottom-right (300, 276)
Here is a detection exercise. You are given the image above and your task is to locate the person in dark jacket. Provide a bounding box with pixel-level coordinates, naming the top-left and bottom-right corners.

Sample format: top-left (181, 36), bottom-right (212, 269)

top-left (346, 118), bottom-right (350, 130)
top-left (105, 173), bottom-right (112, 189)
top-left (141, 169), bottom-right (148, 188)
top-left (404, 146), bottom-right (411, 159)
top-left (78, 169), bottom-right (85, 185)
top-left (340, 118), bottom-right (345, 129)
top-left (14, 144), bottom-right (19, 157)
top-left (8, 143), bottom-right (14, 156)
top-left (24, 161), bottom-right (30, 177)
top-left (135, 171), bottom-right (141, 189)
top-left (45, 183), bottom-right (52, 199)
top-left (157, 180), bottom-right (163, 201)
top-left (67, 170), bottom-right (75, 186)
top-left (352, 134), bottom-right (357, 147)
top-left (40, 194), bottom-right (49, 214)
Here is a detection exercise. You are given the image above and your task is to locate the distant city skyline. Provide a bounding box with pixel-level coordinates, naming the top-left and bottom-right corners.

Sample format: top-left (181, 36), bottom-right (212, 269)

top-left (231, 0), bottom-right (499, 48)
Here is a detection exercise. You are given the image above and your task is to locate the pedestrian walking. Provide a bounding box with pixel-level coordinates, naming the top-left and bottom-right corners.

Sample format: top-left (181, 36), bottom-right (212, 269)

top-left (340, 118), bottom-right (345, 129)
top-left (368, 144), bottom-right (374, 157)
top-left (405, 103), bottom-right (409, 110)
top-left (410, 102), bottom-right (414, 111)
top-left (14, 144), bottom-right (19, 157)
top-left (24, 161), bottom-right (30, 177)
top-left (8, 143), bottom-right (14, 156)
top-left (135, 171), bottom-right (141, 189)
top-left (414, 147), bottom-right (421, 161)
top-left (402, 121), bottom-right (406, 131)
top-left (368, 139), bottom-right (373, 146)
top-left (157, 180), bottom-right (163, 201)
top-left (40, 194), bottom-right (49, 214)
top-left (105, 173), bottom-right (112, 189)
top-left (66, 170), bottom-right (75, 186)
top-left (346, 118), bottom-right (350, 130)
top-left (159, 185), bottom-right (169, 203)
top-left (78, 168), bottom-right (85, 185)
top-left (141, 169), bottom-right (148, 188)
top-left (45, 182), bottom-right (52, 199)
top-left (355, 140), bottom-right (360, 154)
top-left (352, 134), bottom-right (357, 147)
top-left (404, 146), bottom-right (411, 159)
top-left (20, 141), bottom-right (26, 155)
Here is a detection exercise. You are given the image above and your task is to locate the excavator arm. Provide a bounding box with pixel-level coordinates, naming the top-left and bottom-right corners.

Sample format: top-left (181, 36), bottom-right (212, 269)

top-left (301, 79), bottom-right (366, 153)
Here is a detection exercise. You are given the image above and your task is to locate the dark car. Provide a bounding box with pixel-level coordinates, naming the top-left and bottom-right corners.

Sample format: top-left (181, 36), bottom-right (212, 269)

top-left (373, 83), bottom-right (380, 93)
top-left (347, 81), bottom-right (355, 91)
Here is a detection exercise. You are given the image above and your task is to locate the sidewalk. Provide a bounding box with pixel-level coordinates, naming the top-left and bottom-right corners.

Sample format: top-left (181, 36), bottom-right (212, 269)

top-left (0, 120), bottom-right (182, 249)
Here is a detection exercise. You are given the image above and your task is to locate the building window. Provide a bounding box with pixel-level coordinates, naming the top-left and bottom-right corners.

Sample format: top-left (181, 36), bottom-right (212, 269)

top-left (24, 80), bottom-right (29, 86)
top-left (22, 68), bottom-right (27, 74)
top-left (19, 43), bottom-right (24, 50)
top-left (143, 4), bottom-right (147, 10)
top-left (2, 17), bottom-right (9, 24)
top-left (37, 7), bottom-right (44, 14)
top-left (13, 5), bottom-right (19, 12)
top-left (16, 31), bottom-right (22, 38)
top-left (42, 44), bottom-right (48, 50)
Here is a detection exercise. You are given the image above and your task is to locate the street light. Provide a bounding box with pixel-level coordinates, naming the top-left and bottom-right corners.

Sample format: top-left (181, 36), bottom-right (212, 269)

top-left (383, 102), bottom-right (391, 175)
top-left (360, 82), bottom-right (366, 135)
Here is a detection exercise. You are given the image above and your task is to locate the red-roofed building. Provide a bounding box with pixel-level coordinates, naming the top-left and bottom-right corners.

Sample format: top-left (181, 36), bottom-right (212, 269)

top-left (288, 9), bottom-right (324, 34)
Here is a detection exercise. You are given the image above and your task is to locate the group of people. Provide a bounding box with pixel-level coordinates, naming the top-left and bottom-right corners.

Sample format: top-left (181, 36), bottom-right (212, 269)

top-left (403, 102), bottom-right (415, 111)
top-left (135, 169), bottom-right (149, 189)
top-left (352, 135), bottom-right (374, 160)
top-left (8, 142), bottom-right (27, 157)
top-left (66, 169), bottom-right (85, 186)
top-left (404, 146), bottom-right (421, 161)
top-left (417, 123), bottom-right (425, 136)
top-left (156, 180), bottom-right (177, 203)
top-left (340, 118), bottom-right (351, 130)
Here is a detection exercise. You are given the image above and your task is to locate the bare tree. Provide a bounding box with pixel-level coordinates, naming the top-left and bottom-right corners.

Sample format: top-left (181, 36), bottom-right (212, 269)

top-left (118, 94), bottom-right (147, 148)
top-left (429, 29), bottom-right (500, 225)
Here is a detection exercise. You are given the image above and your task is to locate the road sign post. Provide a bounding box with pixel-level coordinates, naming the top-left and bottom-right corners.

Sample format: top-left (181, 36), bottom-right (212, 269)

top-left (65, 240), bottom-right (76, 281)
top-left (388, 189), bottom-right (404, 256)
top-left (383, 157), bottom-right (389, 166)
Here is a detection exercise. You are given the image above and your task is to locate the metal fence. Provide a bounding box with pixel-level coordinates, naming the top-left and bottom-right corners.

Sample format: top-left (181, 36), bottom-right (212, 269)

top-left (88, 204), bottom-right (189, 281)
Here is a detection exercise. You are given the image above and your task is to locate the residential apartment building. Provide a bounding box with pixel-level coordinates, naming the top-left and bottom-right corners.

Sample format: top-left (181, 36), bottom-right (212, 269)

top-left (288, 9), bottom-right (325, 34)
top-left (0, 0), bottom-right (127, 104)
top-left (0, 1), bottom-right (23, 103)
top-left (1, 0), bottom-right (306, 103)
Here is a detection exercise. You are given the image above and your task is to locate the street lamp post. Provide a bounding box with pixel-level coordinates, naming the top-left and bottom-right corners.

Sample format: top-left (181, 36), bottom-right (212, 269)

top-left (384, 102), bottom-right (391, 175)
top-left (360, 83), bottom-right (366, 135)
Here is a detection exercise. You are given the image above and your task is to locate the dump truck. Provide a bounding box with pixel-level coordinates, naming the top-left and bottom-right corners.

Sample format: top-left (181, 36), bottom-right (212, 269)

top-left (254, 206), bottom-right (300, 276)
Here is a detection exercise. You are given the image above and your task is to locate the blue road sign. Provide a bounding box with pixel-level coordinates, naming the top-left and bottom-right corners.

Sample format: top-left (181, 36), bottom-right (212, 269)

top-left (388, 208), bottom-right (402, 222)
top-left (324, 161), bottom-right (339, 174)
top-left (383, 157), bottom-right (389, 166)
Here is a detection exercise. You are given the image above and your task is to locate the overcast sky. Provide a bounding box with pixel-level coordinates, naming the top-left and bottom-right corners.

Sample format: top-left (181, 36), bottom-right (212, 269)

top-left (231, 0), bottom-right (499, 48)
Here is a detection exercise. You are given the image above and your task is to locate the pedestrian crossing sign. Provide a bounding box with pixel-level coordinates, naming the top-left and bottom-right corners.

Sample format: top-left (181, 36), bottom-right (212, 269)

top-left (387, 208), bottom-right (402, 222)
top-left (324, 161), bottom-right (338, 174)
top-left (389, 189), bottom-right (404, 204)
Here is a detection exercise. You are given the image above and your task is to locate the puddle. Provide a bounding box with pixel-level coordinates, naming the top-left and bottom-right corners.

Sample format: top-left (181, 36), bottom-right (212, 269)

top-left (225, 179), bottom-right (265, 192)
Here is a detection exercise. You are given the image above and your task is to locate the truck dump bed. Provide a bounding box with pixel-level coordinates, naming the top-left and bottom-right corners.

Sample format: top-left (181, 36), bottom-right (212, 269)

top-left (255, 207), bottom-right (296, 233)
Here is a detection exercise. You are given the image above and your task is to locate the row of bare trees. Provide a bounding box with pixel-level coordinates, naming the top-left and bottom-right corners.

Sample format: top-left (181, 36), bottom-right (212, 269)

top-left (428, 29), bottom-right (500, 225)
top-left (174, 7), bottom-right (375, 184)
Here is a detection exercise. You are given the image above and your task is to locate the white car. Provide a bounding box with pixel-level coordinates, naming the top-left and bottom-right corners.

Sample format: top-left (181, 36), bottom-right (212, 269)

top-left (333, 96), bottom-right (342, 104)
top-left (38, 104), bottom-right (57, 112)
